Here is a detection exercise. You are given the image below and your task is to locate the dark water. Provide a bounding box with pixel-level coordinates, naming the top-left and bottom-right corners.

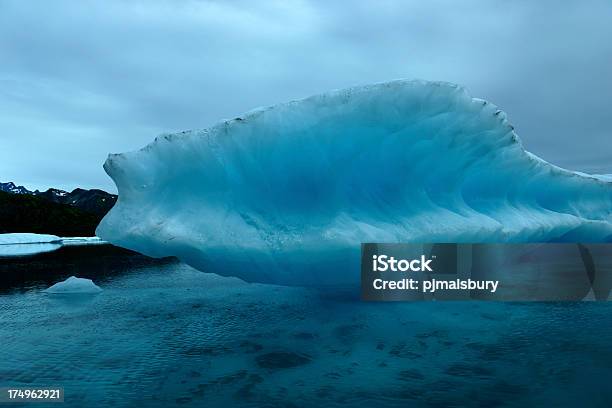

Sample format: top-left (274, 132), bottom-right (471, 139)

top-left (1, 246), bottom-right (612, 407)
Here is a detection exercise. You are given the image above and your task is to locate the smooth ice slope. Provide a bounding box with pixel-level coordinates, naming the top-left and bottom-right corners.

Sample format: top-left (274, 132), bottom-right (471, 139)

top-left (595, 174), bottom-right (612, 182)
top-left (97, 80), bottom-right (612, 285)
top-left (44, 276), bottom-right (102, 294)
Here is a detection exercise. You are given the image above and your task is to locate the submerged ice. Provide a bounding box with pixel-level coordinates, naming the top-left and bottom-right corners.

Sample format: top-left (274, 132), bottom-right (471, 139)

top-left (96, 80), bottom-right (612, 285)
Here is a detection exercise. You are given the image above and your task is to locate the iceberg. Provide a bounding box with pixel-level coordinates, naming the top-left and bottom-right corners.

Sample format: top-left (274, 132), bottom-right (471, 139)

top-left (44, 276), bottom-right (103, 294)
top-left (96, 80), bottom-right (612, 285)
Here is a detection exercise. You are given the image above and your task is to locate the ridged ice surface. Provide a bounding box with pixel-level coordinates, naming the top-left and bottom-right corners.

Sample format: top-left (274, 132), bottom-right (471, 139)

top-left (97, 80), bottom-right (612, 285)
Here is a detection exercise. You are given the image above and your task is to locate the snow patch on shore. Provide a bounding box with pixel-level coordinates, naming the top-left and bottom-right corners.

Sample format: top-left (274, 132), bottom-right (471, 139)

top-left (0, 233), bottom-right (108, 257)
top-left (0, 233), bottom-right (61, 245)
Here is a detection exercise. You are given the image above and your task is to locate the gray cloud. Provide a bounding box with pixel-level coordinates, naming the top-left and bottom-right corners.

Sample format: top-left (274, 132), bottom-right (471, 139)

top-left (1, 0), bottom-right (610, 192)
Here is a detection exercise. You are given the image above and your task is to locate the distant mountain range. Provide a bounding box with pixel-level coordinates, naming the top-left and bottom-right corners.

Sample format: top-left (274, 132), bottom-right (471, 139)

top-left (0, 182), bottom-right (117, 236)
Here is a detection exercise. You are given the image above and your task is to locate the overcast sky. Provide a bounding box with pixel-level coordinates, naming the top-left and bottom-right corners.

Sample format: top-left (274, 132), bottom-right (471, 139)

top-left (1, 0), bottom-right (610, 193)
